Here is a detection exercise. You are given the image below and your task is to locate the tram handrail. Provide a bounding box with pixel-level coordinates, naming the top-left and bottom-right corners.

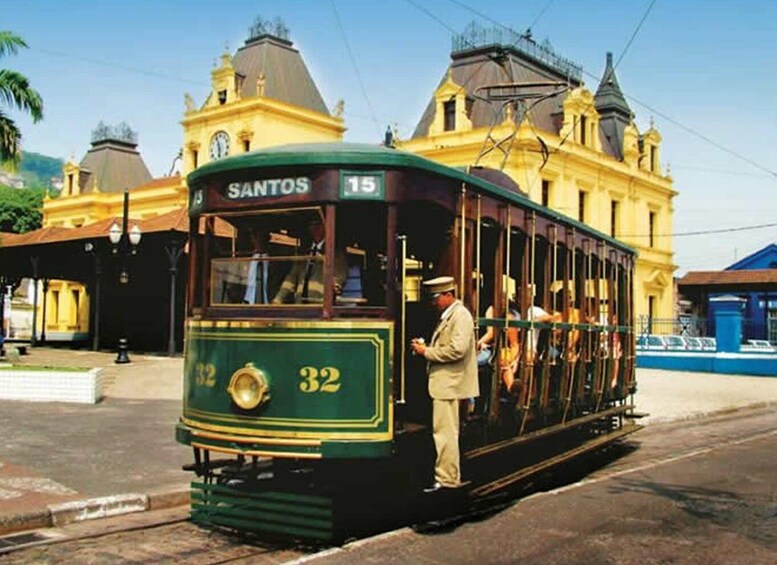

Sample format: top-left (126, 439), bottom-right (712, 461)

top-left (398, 234), bottom-right (407, 405)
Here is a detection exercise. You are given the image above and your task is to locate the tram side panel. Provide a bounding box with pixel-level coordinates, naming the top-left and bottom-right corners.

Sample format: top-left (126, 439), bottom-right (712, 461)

top-left (177, 321), bottom-right (394, 459)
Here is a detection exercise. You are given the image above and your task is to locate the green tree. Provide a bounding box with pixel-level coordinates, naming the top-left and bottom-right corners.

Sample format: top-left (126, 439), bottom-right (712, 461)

top-left (0, 184), bottom-right (43, 232)
top-left (0, 31), bottom-right (44, 166)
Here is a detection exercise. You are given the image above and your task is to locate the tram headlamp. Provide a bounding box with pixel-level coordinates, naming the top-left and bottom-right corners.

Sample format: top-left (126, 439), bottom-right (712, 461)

top-left (227, 363), bottom-right (270, 410)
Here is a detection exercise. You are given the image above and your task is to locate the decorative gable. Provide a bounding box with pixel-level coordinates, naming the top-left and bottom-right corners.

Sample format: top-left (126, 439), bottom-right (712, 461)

top-left (560, 87), bottom-right (601, 151)
top-left (207, 52), bottom-right (240, 108)
top-left (428, 69), bottom-right (473, 135)
top-left (639, 119), bottom-right (662, 174)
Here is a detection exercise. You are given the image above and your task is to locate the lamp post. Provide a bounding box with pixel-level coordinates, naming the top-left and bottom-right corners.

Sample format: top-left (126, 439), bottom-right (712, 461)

top-left (84, 242), bottom-right (102, 352)
top-left (86, 189), bottom-right (141, 363)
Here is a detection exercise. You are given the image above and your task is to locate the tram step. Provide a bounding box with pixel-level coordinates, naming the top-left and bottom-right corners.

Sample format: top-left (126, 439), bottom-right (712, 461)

top-left (190, 482), bottom-right (335, 541)
top-left (470, 423), bottom-right (643, 498)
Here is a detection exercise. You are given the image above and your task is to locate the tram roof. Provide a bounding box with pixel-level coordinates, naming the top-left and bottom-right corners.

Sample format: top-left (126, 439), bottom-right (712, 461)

top-left (188, 142), bottom-right (634, 254)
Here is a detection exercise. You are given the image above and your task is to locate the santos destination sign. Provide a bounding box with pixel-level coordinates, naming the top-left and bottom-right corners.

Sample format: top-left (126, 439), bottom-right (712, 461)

top-left (225, 177), bottom-right (311, 200)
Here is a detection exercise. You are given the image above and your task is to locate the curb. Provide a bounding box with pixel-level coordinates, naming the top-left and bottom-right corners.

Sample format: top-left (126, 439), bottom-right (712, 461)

top-left (0, 487), bottom-right (190, 536)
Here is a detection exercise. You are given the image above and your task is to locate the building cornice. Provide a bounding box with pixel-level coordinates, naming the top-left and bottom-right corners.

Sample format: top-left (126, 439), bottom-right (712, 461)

top-left (181, 96), bottom-right (344, 132)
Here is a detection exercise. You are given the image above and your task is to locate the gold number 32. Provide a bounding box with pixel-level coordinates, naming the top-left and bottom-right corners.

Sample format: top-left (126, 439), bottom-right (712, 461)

top-left (195, 362), bottom-right (216, 387)
top-left (299, 366), bottom-right (341, 393)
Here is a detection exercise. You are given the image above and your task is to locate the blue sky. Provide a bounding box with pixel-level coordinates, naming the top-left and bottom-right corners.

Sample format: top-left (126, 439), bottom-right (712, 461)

top-left (5, 0), bottom-right (777, 275)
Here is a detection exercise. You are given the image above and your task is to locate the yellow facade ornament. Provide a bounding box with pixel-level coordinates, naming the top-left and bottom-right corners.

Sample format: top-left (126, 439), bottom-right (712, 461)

top-left (333, 99), bottom-right (345, 118)
top-left (256, 73), bottom-right (266, 97)
top-left (184, 93), bottom-right (196, 113)
top-left (622, 119), bottom-right (640, 167)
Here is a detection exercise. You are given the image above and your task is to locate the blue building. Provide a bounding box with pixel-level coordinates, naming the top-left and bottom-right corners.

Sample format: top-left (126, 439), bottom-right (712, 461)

top-left (678, 244), bottom-right (777, 343)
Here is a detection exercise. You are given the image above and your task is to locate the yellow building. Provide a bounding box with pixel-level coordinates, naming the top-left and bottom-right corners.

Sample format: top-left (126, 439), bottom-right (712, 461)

top-left (30, 21), bottom-right (674, 344)
top-left (39, 123), bottom-right (185, 340)
top-left (181, 20), bottom-right (344, 176)
top-left (37, 19), bottom-right (343, 345)
top-left (397, 29), bottom-right (676, 321)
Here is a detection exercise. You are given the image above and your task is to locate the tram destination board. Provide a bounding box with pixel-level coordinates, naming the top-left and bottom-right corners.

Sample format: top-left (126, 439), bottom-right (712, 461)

top-left (340, 170), bottom-right (385, 200)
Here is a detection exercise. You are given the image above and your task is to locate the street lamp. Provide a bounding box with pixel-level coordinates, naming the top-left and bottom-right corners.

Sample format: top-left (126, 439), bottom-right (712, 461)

top-left (85, 189), bottom-right (141, 363)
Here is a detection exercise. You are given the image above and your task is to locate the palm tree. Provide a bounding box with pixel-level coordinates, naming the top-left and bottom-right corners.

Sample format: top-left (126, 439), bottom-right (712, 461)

top-left (0, 31), bottom-right (43, 166)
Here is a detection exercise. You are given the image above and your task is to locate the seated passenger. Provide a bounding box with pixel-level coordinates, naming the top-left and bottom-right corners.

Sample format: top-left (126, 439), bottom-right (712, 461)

top-left (610, 314), bottom-right (622, 389)
top-left (562, 291), bottom-right (582, 362)
top-left (273, 216), bottom-right (347, 304)
top-left (243, 228), bottom-right (272, 304)
top-left (526, 302), bottom-right (556, 364)
top-left (478, 301), bottom-right (521, 393)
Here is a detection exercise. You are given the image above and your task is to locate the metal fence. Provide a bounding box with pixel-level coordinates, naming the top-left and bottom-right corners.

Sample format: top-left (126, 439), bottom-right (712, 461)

top-left (637, 316), bottom-right (710, 338)
top-left (638, 315), bottom-right (774, 343)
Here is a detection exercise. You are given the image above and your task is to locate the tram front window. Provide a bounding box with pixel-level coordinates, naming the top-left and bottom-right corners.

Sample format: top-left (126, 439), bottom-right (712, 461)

top-left (205, 206), bottom-right (386, 309)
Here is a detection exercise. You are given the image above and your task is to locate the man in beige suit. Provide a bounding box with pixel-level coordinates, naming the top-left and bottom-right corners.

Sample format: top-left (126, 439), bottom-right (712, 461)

top-left (411, 276), bottom-right (479, 491)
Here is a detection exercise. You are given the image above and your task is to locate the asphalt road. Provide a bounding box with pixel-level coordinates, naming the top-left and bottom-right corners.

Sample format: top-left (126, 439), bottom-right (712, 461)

top-left (311, 407), bottom-right (777, 564)
top-left (2, 407), bottom-right (775, 563)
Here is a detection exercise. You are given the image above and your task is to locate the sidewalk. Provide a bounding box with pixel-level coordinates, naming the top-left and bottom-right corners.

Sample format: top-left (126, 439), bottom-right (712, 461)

top-left (0, 347), bottom-right (189, 533)
top-left (1, 348), bottom-right (777, 535)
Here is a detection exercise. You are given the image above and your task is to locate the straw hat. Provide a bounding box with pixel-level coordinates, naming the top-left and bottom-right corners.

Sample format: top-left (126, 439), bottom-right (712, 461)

top-left (422, 276), bottom-right (456, 295)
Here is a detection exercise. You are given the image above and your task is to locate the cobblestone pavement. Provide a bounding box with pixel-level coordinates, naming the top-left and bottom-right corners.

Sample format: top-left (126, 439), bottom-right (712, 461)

top-left (0, 508), bottom-right (311, 564)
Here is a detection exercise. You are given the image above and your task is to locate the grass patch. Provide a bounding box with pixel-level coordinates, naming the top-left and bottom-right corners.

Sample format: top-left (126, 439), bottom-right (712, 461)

top-left (0, 364), bottom-right (92, 372)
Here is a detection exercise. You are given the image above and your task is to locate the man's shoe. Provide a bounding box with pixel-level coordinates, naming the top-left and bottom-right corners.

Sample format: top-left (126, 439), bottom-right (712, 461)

top-left (423, 481), bottom-right (465, 493)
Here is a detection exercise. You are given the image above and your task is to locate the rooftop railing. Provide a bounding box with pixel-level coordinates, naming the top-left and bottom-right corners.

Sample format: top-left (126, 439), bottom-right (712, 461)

top-left (452, 23), bottom-right (583, 82)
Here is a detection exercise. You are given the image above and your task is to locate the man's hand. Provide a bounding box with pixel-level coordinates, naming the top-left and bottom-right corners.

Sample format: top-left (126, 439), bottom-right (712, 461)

top-left (410, 338), bottom-right (426, 357)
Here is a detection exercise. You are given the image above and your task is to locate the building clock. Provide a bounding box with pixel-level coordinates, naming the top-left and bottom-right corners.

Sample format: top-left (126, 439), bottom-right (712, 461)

top-left (209, 131), bottom-right (230, 160)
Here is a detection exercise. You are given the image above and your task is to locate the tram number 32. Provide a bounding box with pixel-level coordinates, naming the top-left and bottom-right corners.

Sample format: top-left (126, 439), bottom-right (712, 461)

top-left (299, 366), bottom-right (341, 393)
top-left (196, 362), bottom-right (217, 387)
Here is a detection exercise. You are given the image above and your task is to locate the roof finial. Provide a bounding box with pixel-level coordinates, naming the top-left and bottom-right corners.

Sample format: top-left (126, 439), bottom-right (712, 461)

top-left (184, 93), bottom-right (196, 112)
top-left (333, 99), bottom-right (344, 118)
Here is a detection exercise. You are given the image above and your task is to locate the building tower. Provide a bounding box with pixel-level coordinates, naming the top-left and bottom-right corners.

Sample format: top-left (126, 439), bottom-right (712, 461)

top-left (181, 17), bottom-right (345, 176)
top-left (398, 24), bottom-right (676, 321)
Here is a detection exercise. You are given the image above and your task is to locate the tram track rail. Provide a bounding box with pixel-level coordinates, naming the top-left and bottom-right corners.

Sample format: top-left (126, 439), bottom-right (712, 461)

top-left (0, 508), bottom-right (316, 563)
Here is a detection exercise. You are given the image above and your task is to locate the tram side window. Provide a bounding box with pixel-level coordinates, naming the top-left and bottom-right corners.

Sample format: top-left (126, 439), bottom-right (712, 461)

top-left (335, 203), bottom-right (388, 307)
top-left (205, 208), bottom-right (384, 308)
top-left (208, 215), bottom-right (295, 306)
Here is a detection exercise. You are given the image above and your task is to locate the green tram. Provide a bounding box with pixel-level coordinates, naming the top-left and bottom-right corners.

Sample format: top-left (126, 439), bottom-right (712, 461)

top-left (176, 142), bottom-right (640, 541)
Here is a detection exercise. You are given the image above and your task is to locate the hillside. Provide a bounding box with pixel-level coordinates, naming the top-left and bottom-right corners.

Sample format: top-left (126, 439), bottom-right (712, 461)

top-left (19, 151), bottom-right (63, 189)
